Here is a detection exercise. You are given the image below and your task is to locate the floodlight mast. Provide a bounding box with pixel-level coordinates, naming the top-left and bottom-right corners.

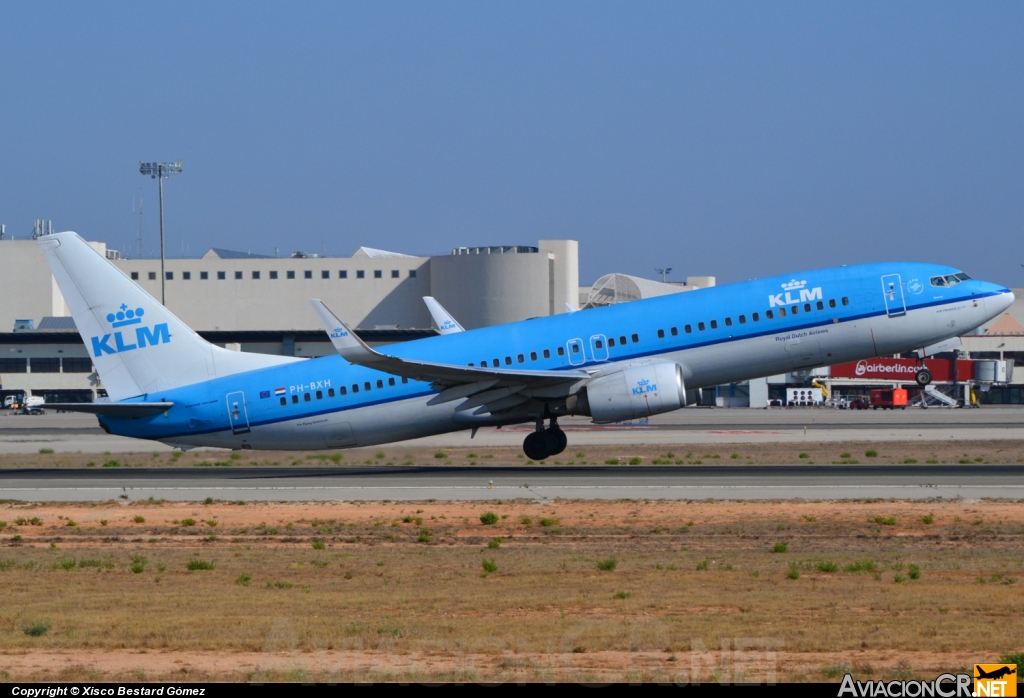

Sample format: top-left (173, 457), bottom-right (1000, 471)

top-left (655, 267), bottom-right (673, 283)
top-left (139, 160), bottom-right (182, 304)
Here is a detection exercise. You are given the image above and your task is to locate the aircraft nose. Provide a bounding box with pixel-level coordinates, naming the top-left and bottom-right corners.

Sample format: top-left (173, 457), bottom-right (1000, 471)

top-left (985, 287), bottom-right (1014, 318)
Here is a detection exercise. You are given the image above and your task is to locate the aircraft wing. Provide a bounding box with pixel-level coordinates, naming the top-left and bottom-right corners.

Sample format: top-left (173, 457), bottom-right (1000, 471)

top-left (423, 296), bottom-right (465, 334)
top-left (310, 299), bottom-right (588, 412)
top-left (40, 402), bottom-right (174, 418)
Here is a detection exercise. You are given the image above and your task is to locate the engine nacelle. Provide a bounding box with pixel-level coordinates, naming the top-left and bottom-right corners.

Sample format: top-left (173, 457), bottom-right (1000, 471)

top-left (577, 362), bottom-right (687, 424)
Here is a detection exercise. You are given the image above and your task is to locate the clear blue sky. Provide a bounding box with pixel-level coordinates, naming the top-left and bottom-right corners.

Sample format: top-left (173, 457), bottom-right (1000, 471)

top-left (1, 2), bottom-right (1021, 286)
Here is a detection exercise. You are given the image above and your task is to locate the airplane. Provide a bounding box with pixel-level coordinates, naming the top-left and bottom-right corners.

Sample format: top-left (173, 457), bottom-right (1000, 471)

top-left (975, 666), bottom-right (1016, 680)
top-left (38, 231), bottom-right (1013, 460)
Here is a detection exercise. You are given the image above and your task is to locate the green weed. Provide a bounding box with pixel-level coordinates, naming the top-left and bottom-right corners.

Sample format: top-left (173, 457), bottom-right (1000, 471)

top-left (479, 511), bottom-right (499, 525)
top-left (596, 558), bottom-right (618, 572)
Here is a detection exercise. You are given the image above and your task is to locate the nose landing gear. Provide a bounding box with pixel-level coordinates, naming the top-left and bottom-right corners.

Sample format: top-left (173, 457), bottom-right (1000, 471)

top-left (522, 419), bottom-right (568, 461)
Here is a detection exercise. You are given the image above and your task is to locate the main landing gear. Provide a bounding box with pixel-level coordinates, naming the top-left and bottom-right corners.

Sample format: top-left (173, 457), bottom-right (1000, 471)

top-left (522, 419), bottom-right (568, 461)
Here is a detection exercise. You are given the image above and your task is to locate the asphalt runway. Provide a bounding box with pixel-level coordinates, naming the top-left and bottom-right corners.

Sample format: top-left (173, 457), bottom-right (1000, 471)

top-left (1, 464), bottom-right (1021, 502)
top-left (1, 408), bottom-right (1022, 454)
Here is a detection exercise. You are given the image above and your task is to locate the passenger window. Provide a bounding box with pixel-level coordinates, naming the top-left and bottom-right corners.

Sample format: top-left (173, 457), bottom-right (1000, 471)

top-left (685, 324), bottom-right (692, 333)
top-left (766, 310), bottom-right (774, 320)
top-left (710, 320), bottom-right (718, 329)
top-left (530, 351), bottom-right (537, 360)
top-left (468, 363), bottom-right (474, 367)
top-left (779, 307), bottom-right (787, 317)
top-left (557, 347), bottom-right (565, 356)
top-left (291, 395), bottom-right (298, 404)
top-left (738, 315), bottom-right (746, 324)
top-left (631, 334), bottom-right (639, 343)
top-left (619, 336), bottom-right (627, 345)
top-left (402, 377), bottom-right (409, 384)
top-left (364, 382), bottom-right (371, 391)
top-left (657, 329), bottom-right (665, 338)
top-left (280, 397), bottom-right (287, 406)
top-left (517, 354), bottom-right (525, 363)
top-left (352, 384), bottom-right (359, 393)
top-left (328, 388), bottom-right (335, 397)
top-left (388, 377), bottom-right (396, 386)
top-left (698, 322), bottom-right (705, 331)
top-left (570, 344), bottom-right (580, 354)
top-left (480, 359), bottom-right (487, 366)
top-left (376, 379), bottom-right (384, 389)
top-left (316, 390), bottom-right (323, 399)
top-left (492, 359), bottom-right (500, 367)
top-left (752, 312), bottom-right (759, 321)
top-left (841, 297), bottom-right (849, 306)
top-left (724, 317), bottom-right (732, 327)
top-left (829, 299), bottom-right (836, 308)
top-left (816, 301), bottom-right (824, 311)
top-left (304, 393), bottom-right (310, 402)
top-left (670, 327), bottom-right (678, 336)
top-left (804, 303), bottom-right (812, 313)
top-left (608, 337), bottom-right (616, 346)
top-left (543, 349), bottom-right (551, 359)
top-left (594, 340), bottom-right (603, 349)
top-left (505, 356), bottom-right (512, 365)
top-left (791, 306), bottom-right (798, 314)
top-left (339, 386), bottom-right (347, 395)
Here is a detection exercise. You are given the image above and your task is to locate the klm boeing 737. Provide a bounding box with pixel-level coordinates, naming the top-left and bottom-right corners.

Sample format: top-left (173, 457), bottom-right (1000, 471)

top-left (39, 232), bottom-right (1013, 460)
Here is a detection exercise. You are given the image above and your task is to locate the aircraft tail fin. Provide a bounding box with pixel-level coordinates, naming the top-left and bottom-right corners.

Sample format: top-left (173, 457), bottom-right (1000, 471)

top-left (423, 296), bottom-right (465, 334)
top-left (39, 232), bottom-right (299, 401)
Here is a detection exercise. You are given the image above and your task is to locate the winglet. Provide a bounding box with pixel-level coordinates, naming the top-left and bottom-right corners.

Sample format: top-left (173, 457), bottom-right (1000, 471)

top-left (423, 296), bottom-right (465, 334)
top-left (310, 299), bottom-right (387, 366)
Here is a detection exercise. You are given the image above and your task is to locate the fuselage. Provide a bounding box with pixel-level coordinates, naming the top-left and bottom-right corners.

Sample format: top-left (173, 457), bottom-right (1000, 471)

top-left (99, 261), bottom-right (1013, 450)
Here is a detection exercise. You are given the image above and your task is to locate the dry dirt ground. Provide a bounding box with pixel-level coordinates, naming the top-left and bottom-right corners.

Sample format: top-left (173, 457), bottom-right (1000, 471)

top-left (7, 438), bottom-right (1024, 468)
top-left (0, 498), bottom-right (1022, 683)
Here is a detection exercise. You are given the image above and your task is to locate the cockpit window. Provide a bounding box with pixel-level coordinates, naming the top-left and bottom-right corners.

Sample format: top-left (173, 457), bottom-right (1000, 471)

top-left (930, 272), bottom-right (972, 288)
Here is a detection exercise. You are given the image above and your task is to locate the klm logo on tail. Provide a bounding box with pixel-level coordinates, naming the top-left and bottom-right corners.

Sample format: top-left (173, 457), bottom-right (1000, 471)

top-left (769, 279), bottom-right (823, 307)
top-left (90, 303), bottom-right (170, 356)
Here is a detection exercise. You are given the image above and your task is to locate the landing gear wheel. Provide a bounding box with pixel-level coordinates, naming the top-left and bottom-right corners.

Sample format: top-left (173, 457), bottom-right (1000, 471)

top-left (915, 368), bottom-right (932, 386)
top-left (547, 427), bottom-right (568, 456)
top-left (523, 431), bottom-right (551, 461)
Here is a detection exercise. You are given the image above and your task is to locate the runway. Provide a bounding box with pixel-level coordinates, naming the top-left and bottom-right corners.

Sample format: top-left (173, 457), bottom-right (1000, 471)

top-left (1, 464), bottom-right (1021, 502)
top-left (1, 408), bottom-right (1022, 454)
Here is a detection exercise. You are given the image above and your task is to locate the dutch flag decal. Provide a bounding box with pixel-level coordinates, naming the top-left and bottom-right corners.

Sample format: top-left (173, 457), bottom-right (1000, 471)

top-left (274, 387), bottom-right (286, 396)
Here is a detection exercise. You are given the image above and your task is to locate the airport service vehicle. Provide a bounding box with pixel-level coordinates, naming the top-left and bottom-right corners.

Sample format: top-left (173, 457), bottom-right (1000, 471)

top-left (870, 388), bottom-right (908, 410)
top-left (38, 232), bottom-right (1013, 459)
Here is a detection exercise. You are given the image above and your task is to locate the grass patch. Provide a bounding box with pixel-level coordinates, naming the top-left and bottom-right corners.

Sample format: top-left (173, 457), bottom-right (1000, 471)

top-left (614, 590), bottom-right (631, 599)
top-left (604, 459), bottom-right (619, 465)
top-left (418, 529), bottom-right (431, 543)
top-left (180, 518), bottom-right (196, 527)
top-left (267, 581), bottom-right (293, 589)
top-left (539, 518), bottom-right (557, 527)
top-left (871, 516), bottom-right (896, 526)
top-left (772, 542), bottom-right (787, 553)
top-left (908, 564), bottom-right (921, 580)
top-left (487, 537), bottom-right (502, 549)
top-left (696, 559), bottom-right (709, 571)
top-left (311, 541), bottom-right (325, 550)
top-left (23, 621), bottom-right (50, 637)
top-left (865, 450), bottom-right (878, 457)
top-left (596, 558), bottom-right (618, 572)
top-left (433, 452), bottom-right (447, 459)
top-left (816, 561), bottom-right (839, 573)
top-left (921, 514), bottom-right (934, 525)
top-left (481, 559), bottom-right (497, 574)
top-left (844, 560), bottom-right (877, 573)
top-left (235, 574), bottom-right (252, 586)
top-left (520, 517), bottom-right (532, 526)
top-left (186, 559), bottom-right (216, 571)
top-left (628, 457), bottom-right (642, 465)
top-left (479, 511), bottom-right (499, 525)
top-left (786, 563), bottom-right (800, 580)
top-left (38, 448), bottom-right (54, 454)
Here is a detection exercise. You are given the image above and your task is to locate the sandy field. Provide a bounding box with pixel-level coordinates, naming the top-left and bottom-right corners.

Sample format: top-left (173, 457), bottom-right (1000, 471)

top-left (0, 498), bottom-right (1021, 682)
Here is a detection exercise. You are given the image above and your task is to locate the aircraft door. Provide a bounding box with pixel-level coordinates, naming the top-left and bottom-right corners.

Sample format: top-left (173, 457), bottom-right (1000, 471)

top-left (566, 338), bottom-right (585, 366)
top-left (589, 334), bottom-right (609, 362)
top-left (226, 391), bottom-right (251, 435)
top-left (881, 274), bottom-right (906, 317)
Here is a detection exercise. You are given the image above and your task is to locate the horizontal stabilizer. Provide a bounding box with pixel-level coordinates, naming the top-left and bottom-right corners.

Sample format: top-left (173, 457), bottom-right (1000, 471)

top-left (41, 402), bottom-right (174, 418)
top-left (309, 299), bottom-right (589, 393)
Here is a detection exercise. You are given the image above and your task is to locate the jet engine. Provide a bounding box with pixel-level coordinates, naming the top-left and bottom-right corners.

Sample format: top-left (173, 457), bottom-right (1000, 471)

top-left (576, 362), bottom-right (687, 423)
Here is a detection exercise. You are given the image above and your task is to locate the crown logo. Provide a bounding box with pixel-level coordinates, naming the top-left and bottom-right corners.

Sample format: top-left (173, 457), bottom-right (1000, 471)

top-left (781, 279), bottom-right (807, 291)
top-left (106, 303), bottom-right (145, 328)
top-left (637, 378), bottom-right (650, 386)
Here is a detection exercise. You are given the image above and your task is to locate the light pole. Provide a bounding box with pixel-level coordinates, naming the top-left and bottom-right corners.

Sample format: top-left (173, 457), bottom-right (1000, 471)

top-left (139, 160), bottom-right (182, 304)
top-left (655, 267), bottom-right (673, 283)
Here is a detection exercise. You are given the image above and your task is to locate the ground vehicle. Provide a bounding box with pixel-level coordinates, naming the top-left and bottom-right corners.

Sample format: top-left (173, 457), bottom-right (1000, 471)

top-left (870, 388), bottom-right (908, 410)
top-left (5, 394), bottom-right (45, 414)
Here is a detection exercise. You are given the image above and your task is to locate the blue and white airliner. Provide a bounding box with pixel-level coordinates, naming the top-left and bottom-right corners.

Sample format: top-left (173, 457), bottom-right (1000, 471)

top-left (39, 232), bottom-right (1012, 460)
